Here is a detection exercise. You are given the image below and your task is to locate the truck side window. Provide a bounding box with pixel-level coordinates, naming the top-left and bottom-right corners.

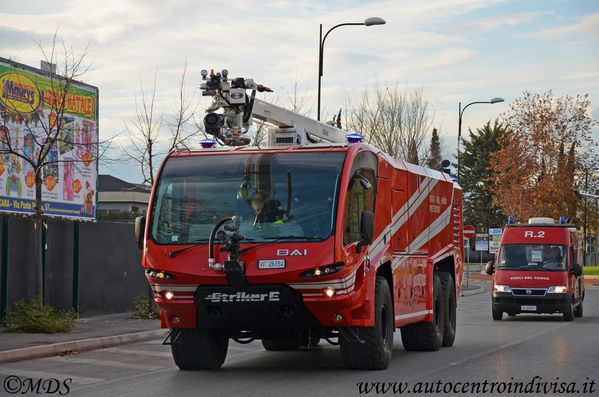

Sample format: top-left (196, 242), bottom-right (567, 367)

top-left (343, 152), bottom-right (377, 246)
top-left (570, 246), bottom-right (576, 265)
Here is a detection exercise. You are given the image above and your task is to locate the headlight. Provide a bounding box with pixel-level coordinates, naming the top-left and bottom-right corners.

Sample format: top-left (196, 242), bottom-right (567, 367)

top-left (299, 262), bottom-right (344, 278)
top-left (494, 285), bottom-right (511, 293)
top-left (145, 268), bottom-right (177, 280)
top-left (547, 286), bottom-right (568, 294)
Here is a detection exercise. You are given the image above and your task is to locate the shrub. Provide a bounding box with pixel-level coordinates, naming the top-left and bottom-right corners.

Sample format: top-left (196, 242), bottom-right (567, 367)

top-left (130, 292), bottom-right (160, 319)
top-left (3, 298), bottom-right (76, 333)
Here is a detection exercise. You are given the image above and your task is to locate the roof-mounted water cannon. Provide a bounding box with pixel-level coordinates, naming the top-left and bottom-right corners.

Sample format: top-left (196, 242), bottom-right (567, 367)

top-left (200, 69), bottom-right (273, 146)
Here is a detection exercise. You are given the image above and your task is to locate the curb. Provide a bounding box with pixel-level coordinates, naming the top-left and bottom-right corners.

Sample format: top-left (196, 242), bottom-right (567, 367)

top-left (461, 285), bottom-right (485, 297)
top-left (0, 329), bottom-right (169, 364)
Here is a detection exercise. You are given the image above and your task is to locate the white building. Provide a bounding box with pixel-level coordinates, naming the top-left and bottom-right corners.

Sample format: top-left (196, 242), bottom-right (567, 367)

top-left (97, 174), bottom-right (150, 216)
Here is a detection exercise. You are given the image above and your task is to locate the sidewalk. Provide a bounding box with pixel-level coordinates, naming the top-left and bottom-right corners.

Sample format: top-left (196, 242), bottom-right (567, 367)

top-left (0, 313), bottom-right (166, 363)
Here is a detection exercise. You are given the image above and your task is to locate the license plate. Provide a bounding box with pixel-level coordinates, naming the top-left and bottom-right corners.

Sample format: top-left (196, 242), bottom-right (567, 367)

top-left (521, 305), bottom-right (537, 311)
top-left (258, 259), bottom-right (285, 269)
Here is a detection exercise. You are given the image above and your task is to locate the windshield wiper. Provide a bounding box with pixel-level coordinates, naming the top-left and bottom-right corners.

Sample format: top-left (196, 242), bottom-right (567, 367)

top-left (261, 235), bottom-right (321, 241)
top-left (240, 236), bottom-right (322, 253)
top-left (169, 239), bottom-right (209, 257)
top-left (171, 236), bottom-right (258, 257)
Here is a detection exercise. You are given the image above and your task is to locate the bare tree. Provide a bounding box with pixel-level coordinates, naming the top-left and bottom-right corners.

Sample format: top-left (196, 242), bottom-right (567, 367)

top-left (346, 83), bottom-right (433, 164)
top-left (123, 64), bottom-right (201, 186)
top-left (0, 32), bottom-right (98, 301)
top-left (167, 60), bottom-right (201, 150)
top-left (122, 71), bottom-right (163, 186)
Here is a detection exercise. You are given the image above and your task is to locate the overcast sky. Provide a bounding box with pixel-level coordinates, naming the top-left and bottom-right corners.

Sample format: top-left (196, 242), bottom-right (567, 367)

top-left (1, 0), bottom-right (598, 183)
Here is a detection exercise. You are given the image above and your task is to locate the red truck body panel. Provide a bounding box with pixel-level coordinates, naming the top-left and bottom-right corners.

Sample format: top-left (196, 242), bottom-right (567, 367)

top-left (142, 143), bottom-right (464, 331)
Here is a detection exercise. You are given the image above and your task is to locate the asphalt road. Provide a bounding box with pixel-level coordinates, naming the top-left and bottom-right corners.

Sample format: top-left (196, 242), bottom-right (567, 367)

top-left (1, 282), bottom-right (598, 396)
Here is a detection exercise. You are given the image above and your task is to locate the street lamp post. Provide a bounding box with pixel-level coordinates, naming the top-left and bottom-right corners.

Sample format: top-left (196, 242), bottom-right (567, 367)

top-left (456, 97), bottom-right (504, 180)
top-left (317, 17), bottom-right (385, 121)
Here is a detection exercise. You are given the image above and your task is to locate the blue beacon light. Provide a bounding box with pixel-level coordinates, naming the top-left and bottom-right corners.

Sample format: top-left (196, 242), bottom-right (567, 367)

top-left (346, 133), bottom-right (364, 144)
top-left (200, 139), bottom-right (216, 149)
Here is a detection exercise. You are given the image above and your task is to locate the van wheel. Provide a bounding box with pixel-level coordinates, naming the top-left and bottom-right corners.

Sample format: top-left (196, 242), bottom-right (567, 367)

top-left (400, 274), bottom-right (445, 351)
top-left (492, 309), bottom-right (503, 321)
top-left (171, 328), bottom-right (229, 370)
top-left (573, 300), bottom-right (583, 318)
top-left (262, 338), bottom-right (302, 351)
top-left (563, 301), bottom-right (574, 321)
top-left (340, 275), bottom-right (393, 369)
top-left (438, 272), bottom-right (456, 347)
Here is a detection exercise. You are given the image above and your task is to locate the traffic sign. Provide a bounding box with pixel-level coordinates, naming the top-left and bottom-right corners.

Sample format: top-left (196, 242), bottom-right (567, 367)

top-left (463, 225), bottom-right (476, 239)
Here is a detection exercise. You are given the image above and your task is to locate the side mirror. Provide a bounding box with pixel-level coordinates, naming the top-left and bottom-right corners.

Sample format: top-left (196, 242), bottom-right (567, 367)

top-left (485, 261), bottom-right (495, 275)
top-left (356, 211), bottom-right (374, 253)
top-left (135, 216), bottom-right (146, 250)
top-left (571, 262), bottom-right (582, 278)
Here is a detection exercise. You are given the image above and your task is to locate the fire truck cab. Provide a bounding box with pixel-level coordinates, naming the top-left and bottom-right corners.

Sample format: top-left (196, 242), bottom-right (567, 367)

top-left (485, 217), bottom-right (584, 321)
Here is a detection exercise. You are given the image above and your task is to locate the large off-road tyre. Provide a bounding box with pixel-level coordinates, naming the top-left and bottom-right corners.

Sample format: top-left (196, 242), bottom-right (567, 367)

top-left (171, 328), bottom-right (229, 370)
top-left (492, 309), bottom-right (503, 321)
top-left (340, 275), bottom-right (394, 370)
top-left (262, 338), bottom-right (302, 351)
top-left (563, 300), bottom-right (575, 321)
top-left (574, 300), bottom-right (583, 318)
top-left (400, 274), bottom-right (445, 351)
top-left (438, 272), bottom-right (456, 347)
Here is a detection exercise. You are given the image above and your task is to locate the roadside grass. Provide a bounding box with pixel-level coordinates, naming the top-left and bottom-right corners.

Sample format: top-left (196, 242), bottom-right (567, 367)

top-left (583, 266), bottom-right (599, 276)
top-left (130, 292), bottom-right (160, 319)
top-left (2, 298), bottom-right (76, 333)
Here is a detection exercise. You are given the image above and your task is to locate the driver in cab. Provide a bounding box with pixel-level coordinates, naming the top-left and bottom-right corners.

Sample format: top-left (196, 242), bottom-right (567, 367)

top-left (250, 192), bottom-right (284, 225)
top-left (544, 246), bottom-right (565, 270)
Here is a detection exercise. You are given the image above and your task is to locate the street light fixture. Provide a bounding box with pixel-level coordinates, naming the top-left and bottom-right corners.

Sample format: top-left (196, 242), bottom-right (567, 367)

top-left (317, 17), bottom-right (386, 121)
top-left (456, 97), bottom-right (504, 180)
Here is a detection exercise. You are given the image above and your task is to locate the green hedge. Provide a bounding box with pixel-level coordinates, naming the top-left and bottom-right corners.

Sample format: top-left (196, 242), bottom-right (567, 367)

top-left (3, 298), bottom-right (76, 333)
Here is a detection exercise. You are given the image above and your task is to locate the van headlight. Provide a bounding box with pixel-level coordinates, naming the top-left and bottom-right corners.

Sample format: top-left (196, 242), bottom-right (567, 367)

top-left (547, 286), bottom-right (567, 294)
top-left (494, 285), bottom-right (511, 293)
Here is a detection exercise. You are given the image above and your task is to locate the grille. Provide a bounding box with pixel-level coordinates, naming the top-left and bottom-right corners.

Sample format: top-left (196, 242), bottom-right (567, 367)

top-left (512, 288), bottom-right (546, 296)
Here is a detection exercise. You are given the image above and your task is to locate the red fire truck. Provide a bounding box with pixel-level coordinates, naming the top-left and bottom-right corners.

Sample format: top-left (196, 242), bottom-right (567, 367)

top-left (135, 70), bottom-right (464, 370)
top-left (485, 217), bottom-right (584, 321)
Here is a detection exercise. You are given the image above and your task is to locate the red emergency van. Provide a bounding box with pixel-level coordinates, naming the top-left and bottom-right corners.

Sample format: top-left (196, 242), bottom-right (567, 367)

top-left (485, 217), bottom-right (584, 321)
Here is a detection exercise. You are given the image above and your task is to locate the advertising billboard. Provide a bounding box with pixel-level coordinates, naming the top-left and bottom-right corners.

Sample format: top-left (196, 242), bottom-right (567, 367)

top-left (0, 57), bottom-right (98, 219)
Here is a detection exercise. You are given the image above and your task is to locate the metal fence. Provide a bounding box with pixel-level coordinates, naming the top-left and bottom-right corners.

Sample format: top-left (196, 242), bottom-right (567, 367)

top-left (0, 215), bottom-right (146, 319)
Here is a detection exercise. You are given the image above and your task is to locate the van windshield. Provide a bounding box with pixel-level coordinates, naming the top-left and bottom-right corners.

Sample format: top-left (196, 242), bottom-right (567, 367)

top-left (497, 244), bottom-right (567, 271)
top-left (150, 152), bottom-right (345, 244)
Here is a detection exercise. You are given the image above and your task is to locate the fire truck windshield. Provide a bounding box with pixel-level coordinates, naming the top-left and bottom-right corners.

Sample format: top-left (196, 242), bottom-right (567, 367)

top-left (498, 244), bottom-right (567, 271)
top-left (150, 152), bottom-right (346, 244)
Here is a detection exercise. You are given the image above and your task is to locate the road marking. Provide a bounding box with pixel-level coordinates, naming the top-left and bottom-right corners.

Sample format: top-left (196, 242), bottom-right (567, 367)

top-left (404, 321), bottom-right (570, 382)
top-left (0, 367), bottom-right (104, 385)
top-left (44, 356), bottom-right (163, 371)
top-left (102, 347), bottom-right (173, 358)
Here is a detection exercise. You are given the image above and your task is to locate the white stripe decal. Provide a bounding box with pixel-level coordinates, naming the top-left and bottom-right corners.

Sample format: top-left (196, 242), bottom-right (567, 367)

top-left (369, 177), bottom-right (439, 265)
top-left (289, 272), bottom-right (356, 291)
top-left (151, 285), bottom-right (197, 292)
top-left (395, 309), bottom-right (433, 320)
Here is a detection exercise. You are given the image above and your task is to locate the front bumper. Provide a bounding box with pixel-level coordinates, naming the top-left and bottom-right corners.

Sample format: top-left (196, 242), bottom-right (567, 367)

top-left (492, 292), bottom-right (572, 314)
top-left (194, 283), bottom-right (320, 335)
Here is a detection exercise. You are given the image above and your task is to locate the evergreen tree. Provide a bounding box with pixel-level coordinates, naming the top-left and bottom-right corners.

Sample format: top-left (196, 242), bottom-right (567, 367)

top-left (426, 128), bottom-right (442, 170)
top-left (458, 120), bottom-right (506, 230)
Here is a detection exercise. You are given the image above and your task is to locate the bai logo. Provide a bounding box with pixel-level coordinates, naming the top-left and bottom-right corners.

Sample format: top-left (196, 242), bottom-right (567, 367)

top-left (277, 249), bottom-right (307, 256)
